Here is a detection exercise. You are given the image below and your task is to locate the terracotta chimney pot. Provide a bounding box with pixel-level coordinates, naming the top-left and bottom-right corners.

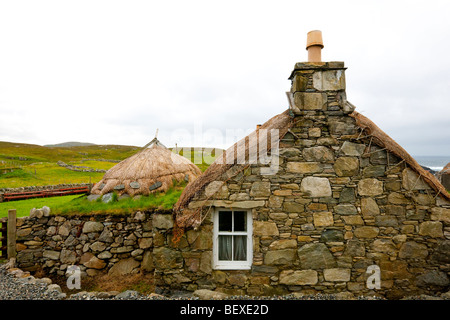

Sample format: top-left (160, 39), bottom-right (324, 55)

top-left (306, 30), bottom-right (324, 62)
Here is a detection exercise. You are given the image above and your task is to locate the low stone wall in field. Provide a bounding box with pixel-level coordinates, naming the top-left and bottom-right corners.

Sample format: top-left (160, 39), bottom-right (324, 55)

top-left (0, 183), bottom-right (92, 194)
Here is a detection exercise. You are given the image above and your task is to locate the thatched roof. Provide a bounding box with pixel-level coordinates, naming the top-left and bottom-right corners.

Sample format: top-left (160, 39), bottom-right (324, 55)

top-left (174, 103), bottom-right (450, 229)
top-left (91, 138), bottom-right (202, 197)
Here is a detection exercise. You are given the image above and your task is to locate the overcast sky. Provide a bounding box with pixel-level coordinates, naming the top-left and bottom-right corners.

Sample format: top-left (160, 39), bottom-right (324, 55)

top-left (0, 0), bottom-right (449, 157)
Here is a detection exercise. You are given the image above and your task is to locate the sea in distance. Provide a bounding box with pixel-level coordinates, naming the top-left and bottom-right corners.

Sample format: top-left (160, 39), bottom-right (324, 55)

top-left (413, 155), bottom-right (449, 172)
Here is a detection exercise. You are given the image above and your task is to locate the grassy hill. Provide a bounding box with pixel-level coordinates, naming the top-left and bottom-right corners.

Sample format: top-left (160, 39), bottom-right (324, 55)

top-left (0, 141), bottom-right (220, 189)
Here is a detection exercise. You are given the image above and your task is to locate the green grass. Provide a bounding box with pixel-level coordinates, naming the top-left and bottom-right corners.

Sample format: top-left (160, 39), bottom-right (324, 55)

top-left (0, 195), bottom-right (81, 218)
top-left (51, 184), bottom-right (185, 216)
top-left (0, 141), bottom-right (220, 188)
top-left (0, 183), bottom-right (184, 218)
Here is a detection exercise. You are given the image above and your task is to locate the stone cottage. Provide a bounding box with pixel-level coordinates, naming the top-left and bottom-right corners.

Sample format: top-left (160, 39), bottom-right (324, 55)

top-left (167, 31), bottom-right (450, 298)
top-left (12, 31), bottom-right (450, 299)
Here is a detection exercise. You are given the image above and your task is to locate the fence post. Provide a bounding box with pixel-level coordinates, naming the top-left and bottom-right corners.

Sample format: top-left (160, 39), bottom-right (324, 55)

top-left (7, 209), bottom-right (16, 259)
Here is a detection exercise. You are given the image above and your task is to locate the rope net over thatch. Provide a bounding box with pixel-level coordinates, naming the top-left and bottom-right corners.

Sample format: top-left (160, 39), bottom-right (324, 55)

top-left (90, 138), bottom-right (202, 197)
top-left (173, 104), bottom-right (450, 231)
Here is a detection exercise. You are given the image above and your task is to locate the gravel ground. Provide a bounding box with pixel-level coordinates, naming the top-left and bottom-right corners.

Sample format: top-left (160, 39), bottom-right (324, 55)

top-left (1, 261), bottom-right (448, 301)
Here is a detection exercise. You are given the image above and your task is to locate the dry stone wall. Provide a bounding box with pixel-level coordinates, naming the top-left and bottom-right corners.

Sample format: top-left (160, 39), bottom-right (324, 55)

top-left (15, 209), bottom-right (160, 278)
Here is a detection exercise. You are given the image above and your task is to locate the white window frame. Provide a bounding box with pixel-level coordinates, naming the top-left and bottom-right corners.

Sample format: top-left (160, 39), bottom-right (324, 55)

top-left (213, 209), bottom-right (253, 270)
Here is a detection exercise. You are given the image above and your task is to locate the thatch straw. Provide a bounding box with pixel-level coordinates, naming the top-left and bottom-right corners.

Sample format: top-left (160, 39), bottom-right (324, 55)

top-left (91, 139), bottom-right (202, 197)
top-left (174, 105), bottom-right (450, 229)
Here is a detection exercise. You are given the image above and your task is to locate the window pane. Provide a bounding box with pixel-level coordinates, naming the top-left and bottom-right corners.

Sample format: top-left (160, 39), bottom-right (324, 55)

top-left (234, 211), bottom-right (246, 231)
top-left (233, 236), bottom-right (247, 261)
top-left (218, 235), bottom-right (232, 261)
top-left (218, 211), bottom-right (232, 232)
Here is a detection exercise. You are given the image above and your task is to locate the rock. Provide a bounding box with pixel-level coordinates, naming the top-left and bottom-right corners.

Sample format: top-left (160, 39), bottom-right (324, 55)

top-left (302, 146), bottom-right (334, 162)
top-left (133, 211), bottom-right (146, 221)
top-left (249, 181), bottom-right (271, 197)
top-left (108, 258), bottom-right (140, 276)
top-left (153, 247), bottom-right (184, 269)
top-left (362, 165), bottom-right (386, 178)
top-left (398, 241), bottom-right (429, 259)
top-left (334, 204), bottom-right (357, 215)
top-left (312, 69), bottom-right (345, 91)
top-left (320, 230), bottom-right (344, 243)
top-left (431, 207), bottom-right (450, 224)
top-left (402, 168), bottom-right (431, 190)
top-left (334, 157), bottom-right (359, 177)
top-left (205, 181), bottom-right (228, 198)
top-left (294, 92), bottom-right (327, 111)
top-left (300, 177), bottom-right (332, 197)
top-left (43, 250), bottom-right (60, 260)
top-left (82, 221), bottom-right (104, 233)
top-left (357, 178), bottom-right (383, 196)
top-left (130, 182), bottom-right (140, 189)
top-left (375, 216), bottom-right (398, 227)
top-left (339, 187), bottom-right (355, 203)
top-left (282, 202), bottom-right (305, 213)
top-left (193, 289), bottom-right (229, 300)
top-left (98, 228), bottom-right (114, 243)
top-left (323, 268), bottom-right (351, 282)
top-left (253, 221), bottom-right (279, 236)
top-left (388, 192), bottom-right (409, 205)
top-left (354, 226), bottom-right (379, 238)
top-left (431, 240), bottom-right (450, 264)
top-left (115, 290), bottom-right (142, 300)
top-left (344, 239), bottom-right (365, 257)
top-left (340, 141), bottom-right (365, 156)
top-left (60, 249), bottom-right (77, 264)
top-left (80, 252), bottom-right (106, 269)
top-left (297, 243), bottom-right (336, 269)
top-left (286, 162), bottom-right (323, 174)
top-left (416, 270), bottom-right (449, 287)
top-left (361, 197), bottom-right (380, 216)
top-left (264, 249), bottom-right (297, 265)
top-left (42, 206), bottom-right (51, 217)
top-left (87, 194), bottom-right (100, 202)
top-left (102, 193), bottom-right (114, 203)
top-left (97, 251), bottom-right (112, 259)
top-left (141, 251), bottom-right (154, 272)
top-left (419, 221), bottom-right (443, 238)
top-left (371, 239), bottom-right (397, 255)
top-left (29, 208), bottom-right (43, 219)
top-left (90, 241), bottom-right (107, 252)
top-left (46, 284), bottom-right (62, 293)
top-left (313, 211), bottom-right (334, 227)
top-left (268, 239), bottom-right (297, 250)
top-left (152, 214), bottom-right (174, 230)
top-left (279, 270), bottom-right (318, 285)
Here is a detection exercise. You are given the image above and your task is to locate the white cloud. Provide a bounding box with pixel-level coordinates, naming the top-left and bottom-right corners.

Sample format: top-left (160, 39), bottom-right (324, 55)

top-left (0, 0), bottom-right (449, 157)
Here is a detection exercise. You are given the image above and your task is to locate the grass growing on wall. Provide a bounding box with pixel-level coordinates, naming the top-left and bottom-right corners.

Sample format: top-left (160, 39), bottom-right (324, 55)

top-left (0, 184), bottom-right (184, 218)
top-left (0, 195), bottom-right (81, 218)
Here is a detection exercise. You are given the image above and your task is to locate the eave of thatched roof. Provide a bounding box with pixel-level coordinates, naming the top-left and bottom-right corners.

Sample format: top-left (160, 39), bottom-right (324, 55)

top-left (174, 103), bottom-right (450, 229)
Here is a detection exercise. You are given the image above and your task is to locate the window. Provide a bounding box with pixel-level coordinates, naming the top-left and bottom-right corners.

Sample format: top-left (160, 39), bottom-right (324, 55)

top-left (213, 209), bottom-right (252, 270)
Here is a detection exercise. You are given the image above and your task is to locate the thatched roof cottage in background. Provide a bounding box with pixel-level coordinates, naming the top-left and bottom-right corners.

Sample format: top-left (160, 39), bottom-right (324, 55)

top-left (90, 137), bottom-right (202, 197)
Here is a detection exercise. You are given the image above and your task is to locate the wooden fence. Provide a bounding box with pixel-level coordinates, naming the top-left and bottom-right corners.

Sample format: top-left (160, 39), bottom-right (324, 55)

top-left (0, 210), bottom-right (16, 260)
top-left (0, 186), bottom-right (89, 202)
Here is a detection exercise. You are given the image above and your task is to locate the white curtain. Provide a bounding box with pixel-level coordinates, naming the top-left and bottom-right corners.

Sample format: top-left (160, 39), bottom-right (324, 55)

top-left (219, 235), bottom-right (232, 261)
top-left (233, 236), bottom-right (247, 261)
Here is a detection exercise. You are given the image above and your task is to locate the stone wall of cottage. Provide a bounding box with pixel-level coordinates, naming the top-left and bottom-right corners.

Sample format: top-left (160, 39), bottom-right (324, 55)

top-left (157, 62), bottom-right (450, 299)
top-left (15, 210), bottom-right (158, 277)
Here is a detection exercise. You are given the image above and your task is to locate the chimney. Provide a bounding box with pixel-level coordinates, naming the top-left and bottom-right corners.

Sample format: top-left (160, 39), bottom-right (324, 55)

top-left (287, 31), bottom-right (355, 126)
top-left (306, 30), bottom-right (323, 63)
